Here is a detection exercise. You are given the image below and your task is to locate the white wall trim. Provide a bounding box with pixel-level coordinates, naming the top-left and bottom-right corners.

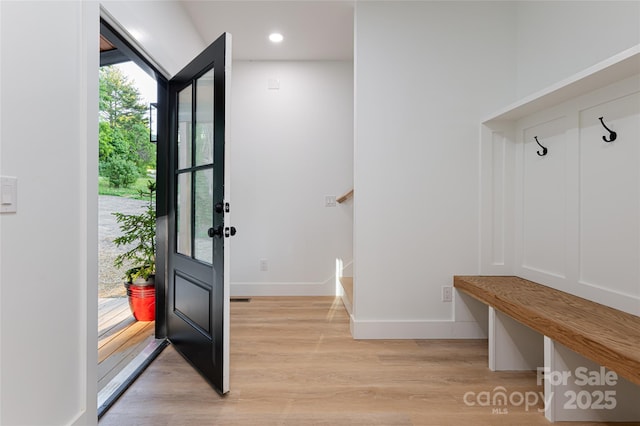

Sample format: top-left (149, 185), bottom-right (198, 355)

top-left (231, 280), bottom-right (336, 297)
top-left (0, 0), bottom-right (5, 417)
top-left (350, 318), bottom-right (487, 340)
top-left (79, 1), bottom-right (99, 424)
top-left (99, 5), bottom-right (171, 79)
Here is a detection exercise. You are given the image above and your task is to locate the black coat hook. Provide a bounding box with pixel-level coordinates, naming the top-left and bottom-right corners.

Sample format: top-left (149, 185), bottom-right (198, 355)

top-left (534, 136), bottom-right (547, 156)
top-left (599, 117), bottom-right (617, 142)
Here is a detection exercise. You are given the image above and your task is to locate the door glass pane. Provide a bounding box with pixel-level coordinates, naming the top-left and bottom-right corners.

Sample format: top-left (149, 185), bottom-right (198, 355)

top-left (177, 172), bottom-right (192, 256)
top-left (194, 168), bottom-right (213, 264)
top-left (195, 69), bottom-right (214, 167)
top-left (178, 85), bottom-right (192, 169)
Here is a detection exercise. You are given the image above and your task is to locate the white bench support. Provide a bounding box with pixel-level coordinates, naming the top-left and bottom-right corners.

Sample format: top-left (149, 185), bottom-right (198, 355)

top-left (456, 276), bottom-right (640, 422)
top-left (487, 308), bottom-right (640, 422)
top-left (488, 306), bottom-right (544, 371)
top-left (543, 337), bottom-right (640, 423)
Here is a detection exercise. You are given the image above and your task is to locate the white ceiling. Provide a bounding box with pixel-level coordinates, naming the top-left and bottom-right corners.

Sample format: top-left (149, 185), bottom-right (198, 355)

top-left (180, 1), bottom-right (355, 61)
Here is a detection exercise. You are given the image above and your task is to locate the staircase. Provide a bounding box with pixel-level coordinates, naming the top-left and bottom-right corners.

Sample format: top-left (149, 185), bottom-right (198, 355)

top-left (336, 188), bottom-right (354, 316)
top-left (339, 276), bottom-right (353, 315)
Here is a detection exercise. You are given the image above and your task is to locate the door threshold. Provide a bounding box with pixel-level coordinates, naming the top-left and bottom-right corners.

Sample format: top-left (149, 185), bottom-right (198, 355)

top-left (98, 338), bottom-right (169, 419)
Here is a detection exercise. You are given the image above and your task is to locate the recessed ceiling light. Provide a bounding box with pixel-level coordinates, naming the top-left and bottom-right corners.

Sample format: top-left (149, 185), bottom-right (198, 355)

top-left (269, 33), bottom-right (284, 43)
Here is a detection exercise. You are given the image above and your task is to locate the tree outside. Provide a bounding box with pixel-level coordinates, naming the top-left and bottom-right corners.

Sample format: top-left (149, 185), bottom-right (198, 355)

top-left (99, 65), bottom-right (155, 189)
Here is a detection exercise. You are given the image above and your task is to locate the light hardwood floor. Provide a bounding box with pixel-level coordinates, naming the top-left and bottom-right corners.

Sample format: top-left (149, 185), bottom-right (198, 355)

top-left (99, 297), bottom-right (630, 425)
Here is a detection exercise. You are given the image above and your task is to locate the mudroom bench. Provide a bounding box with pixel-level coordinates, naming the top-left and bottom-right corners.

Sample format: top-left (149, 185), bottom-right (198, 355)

top-left (454, 275), bottom-right (640, 423)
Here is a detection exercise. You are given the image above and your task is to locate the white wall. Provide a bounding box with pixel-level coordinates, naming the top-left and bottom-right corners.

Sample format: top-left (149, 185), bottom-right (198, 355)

top-left (515, 1), bottom-right (640, 98)
top-left (352, 2), bottom-right (517, 338)
top-left (230, 61), bottom-right (353, 296)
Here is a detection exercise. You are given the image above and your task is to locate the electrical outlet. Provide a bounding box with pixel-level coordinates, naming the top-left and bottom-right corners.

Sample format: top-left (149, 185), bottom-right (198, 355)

top-left (325, 195), bottom-right (337, 207)
top-left (260, 258), bottom-right (268, 271)
top-left (442, 286), bottom-right (453, 302)
top-left (267, 78), bottom-right (280, 90)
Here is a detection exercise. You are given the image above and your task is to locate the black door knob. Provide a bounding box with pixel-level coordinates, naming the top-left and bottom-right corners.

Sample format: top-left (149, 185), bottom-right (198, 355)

top-left (215, 203), bottom-right (224, 214)
top-left (229, 226), bottom-right (237, 237)
top-left (208, 226), bottom-right (223, 238)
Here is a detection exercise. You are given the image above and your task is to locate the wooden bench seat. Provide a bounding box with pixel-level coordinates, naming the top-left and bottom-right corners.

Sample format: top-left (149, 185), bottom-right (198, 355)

top-left (454, 275), bottom-right (640, 386)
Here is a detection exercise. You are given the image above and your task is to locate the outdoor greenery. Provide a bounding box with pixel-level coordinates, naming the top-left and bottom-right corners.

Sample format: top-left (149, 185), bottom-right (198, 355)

top-left (99, 65), bottom-right (155, 188)
top-left (113, 181), bottom-right (157, 282)
top-left (99, 176), bottom-right (153, 199)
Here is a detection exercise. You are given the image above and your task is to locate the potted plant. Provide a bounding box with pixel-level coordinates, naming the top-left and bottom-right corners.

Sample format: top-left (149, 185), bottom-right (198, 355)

top-left (113, 180), bottom-right (156, 320)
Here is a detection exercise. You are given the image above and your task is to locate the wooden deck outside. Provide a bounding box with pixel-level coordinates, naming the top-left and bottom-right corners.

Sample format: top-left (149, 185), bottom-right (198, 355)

top-left (98, 298), bottom-right (155, 392)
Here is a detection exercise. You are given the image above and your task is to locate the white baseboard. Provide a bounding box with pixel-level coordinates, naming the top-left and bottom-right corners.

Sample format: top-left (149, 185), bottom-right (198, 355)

top-left (350, 318), bottom-right (487, 339)
top-left (231, 279), bottom-right (488, 340)
top-left (340, 292), bottom-right (353, 315)
top-left (231, 280), bottom-right (336, 297)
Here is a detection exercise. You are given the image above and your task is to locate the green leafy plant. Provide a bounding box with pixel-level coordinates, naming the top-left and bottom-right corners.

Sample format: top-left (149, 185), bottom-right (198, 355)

top-left (102, 155), bottom-right (139, 188)
top-left (113, 181), bottom-right (156, 282)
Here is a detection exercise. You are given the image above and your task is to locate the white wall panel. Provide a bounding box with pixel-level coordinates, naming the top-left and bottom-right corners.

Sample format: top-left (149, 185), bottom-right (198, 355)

top-left (491, 131), bottom-right (507, 266)
top-left (578, 92), bottom-right (640, 297)
top-left (484, 72), bottom-right (640, 315)
top-left (521, 118), bottom-right (568, 278)
top-left (480, 122), bottom-right (516, 275)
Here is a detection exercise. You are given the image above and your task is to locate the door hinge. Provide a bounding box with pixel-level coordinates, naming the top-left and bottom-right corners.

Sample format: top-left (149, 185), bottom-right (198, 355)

top-left (225, 202), bottom-right (230, 213)
top-left (224, 226), bottom-right (237, 238)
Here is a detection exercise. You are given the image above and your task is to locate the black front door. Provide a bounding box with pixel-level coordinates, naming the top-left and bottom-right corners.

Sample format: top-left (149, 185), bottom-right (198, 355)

top-left (166, 33), bottom-right (232, 394)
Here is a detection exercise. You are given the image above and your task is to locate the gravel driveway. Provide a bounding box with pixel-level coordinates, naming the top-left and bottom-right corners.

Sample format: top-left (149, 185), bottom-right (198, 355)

top-left (99, 195), bottom-right (147, 298)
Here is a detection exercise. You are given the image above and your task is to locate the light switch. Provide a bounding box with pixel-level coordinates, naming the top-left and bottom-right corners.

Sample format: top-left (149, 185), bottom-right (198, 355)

top-left (0, 176), bottom-right (17, 213)
top-left (2, 186), bottom-right (12, 204)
